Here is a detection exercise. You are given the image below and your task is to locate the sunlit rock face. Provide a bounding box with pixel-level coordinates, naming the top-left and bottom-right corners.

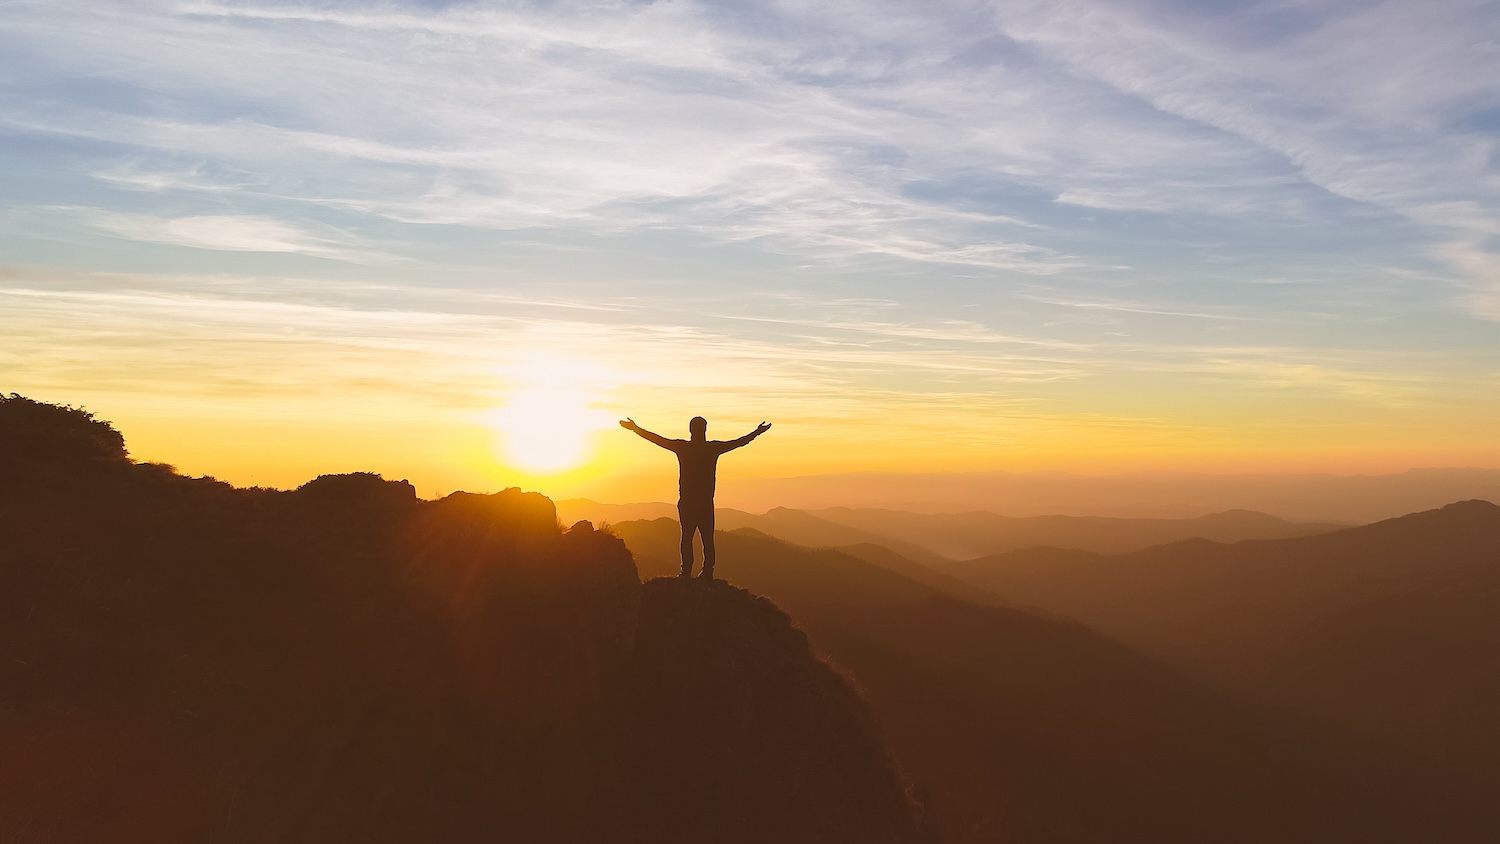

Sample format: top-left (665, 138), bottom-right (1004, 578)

top-left (0, 395), bottom-right (930, 843)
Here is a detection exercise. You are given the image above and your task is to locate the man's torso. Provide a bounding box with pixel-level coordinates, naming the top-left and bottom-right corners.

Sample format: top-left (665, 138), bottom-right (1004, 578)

top-left (670, 440), bottom-right (726, 503)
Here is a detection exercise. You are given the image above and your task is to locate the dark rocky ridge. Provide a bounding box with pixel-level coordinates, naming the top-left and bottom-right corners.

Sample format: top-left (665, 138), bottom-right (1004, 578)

top-left (632, 578), bottom-right (934, 843)
top-left (0, 395), bottom-right (930, 843)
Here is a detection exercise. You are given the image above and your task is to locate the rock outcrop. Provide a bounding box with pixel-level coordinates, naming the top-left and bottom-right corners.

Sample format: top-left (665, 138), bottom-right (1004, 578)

top-left (629, 578), bottom-right (933, 843)
top-left (0, 395), bottom-right (930, 843)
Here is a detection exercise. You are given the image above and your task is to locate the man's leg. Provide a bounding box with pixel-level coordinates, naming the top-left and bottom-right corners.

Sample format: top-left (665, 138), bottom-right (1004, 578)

top-left (677, 503), bottom-right (696, 577)
top-left (698, 506), bottom-right (717, 580)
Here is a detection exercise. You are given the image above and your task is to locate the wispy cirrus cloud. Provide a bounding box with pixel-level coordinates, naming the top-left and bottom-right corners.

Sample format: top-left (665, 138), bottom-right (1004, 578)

top-left (0, 0), bottom-right (1294, 273)
top-left (80, 210), bottom-right (389, 262)
top-left (4, 0), bottom-right (1497, 306)
top-left (991, 0), bottom-right (1500, 293)
top-left (3, 0), bottom-right (1500, 483)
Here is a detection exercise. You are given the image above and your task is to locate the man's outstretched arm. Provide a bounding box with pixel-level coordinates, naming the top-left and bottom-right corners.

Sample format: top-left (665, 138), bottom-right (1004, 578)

top-left (719, 421), bottom-right (772, 452)
top-left (620, 418), bottom-right (677, 450)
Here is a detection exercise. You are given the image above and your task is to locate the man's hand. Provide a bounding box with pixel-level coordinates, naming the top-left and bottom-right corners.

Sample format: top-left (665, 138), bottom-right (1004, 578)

top-left (755, 421), bottom-right (772, 435)
top-left (619, 418), bottom-right (640, 431)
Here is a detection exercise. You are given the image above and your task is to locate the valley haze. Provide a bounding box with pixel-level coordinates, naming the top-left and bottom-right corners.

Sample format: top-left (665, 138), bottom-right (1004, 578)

top-left (565, 466), bottom-right (1500, 525)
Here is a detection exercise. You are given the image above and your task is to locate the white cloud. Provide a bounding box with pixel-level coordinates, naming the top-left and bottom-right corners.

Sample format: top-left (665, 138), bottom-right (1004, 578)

top-left (83, 211), bottom-right (387, 262)
top-left (1439, 239), bottom-right (1500, 321)
top-left (0, 0), bottom-right (1249, 271)
top-left (989, 0), bottom-right (1500, 306)
top-left (1, 0), bottom-right (1498, 317)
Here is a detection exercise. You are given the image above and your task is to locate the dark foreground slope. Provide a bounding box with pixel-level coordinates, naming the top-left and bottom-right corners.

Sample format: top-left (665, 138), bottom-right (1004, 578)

top-left (614, 520), bottom-right (1484, 843)
top-left (632, 579), bottom-right (933, 844)
top-left (0, 396), bottom-right (928, 844)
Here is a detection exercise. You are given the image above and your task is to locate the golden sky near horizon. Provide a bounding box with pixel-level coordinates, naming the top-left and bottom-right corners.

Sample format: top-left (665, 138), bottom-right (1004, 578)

top-left (4, 1), bottom-right (1500, 503)
top-left (7, 269), bottom-right (1497, 503)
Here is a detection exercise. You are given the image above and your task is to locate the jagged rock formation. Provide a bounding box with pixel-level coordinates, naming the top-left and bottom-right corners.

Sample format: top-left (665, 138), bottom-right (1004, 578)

top-left (0, 395), bottom-right (929, 843)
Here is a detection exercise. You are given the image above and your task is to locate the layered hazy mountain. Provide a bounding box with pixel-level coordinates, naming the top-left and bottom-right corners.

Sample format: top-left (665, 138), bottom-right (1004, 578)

top-left (558, 499), bottom-right (1341, 561)
top-left (946, 501), bottom-right (1500, 799)
top-left (809, 507), bottom-right (1343, 559)
top-left (611, 519), bottom-right (1498, 842)
top-left (579, 468), bottom-right (1500, 523)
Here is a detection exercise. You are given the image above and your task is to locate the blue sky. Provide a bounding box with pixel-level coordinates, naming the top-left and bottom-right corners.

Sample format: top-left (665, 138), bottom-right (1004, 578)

top-left (2, 0), bottom-right (1499, 492)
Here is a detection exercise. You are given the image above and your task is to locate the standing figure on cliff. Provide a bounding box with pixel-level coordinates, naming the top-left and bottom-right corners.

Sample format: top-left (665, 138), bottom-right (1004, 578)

top-left (620, 416), bottom-right (772, 580)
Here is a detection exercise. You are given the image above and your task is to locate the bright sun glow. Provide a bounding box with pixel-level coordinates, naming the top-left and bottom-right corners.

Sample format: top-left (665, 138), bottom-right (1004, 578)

top-left (489, 355), bottom-right (617, 474)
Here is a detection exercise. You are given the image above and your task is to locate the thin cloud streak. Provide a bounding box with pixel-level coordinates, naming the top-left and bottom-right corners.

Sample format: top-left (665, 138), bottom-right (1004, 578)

top-left (0, 0), bottom-right (1297, 272)
top-left (993, 0), bottom-right (1500, 301)
top-left (80, 210), bottom-right (390, 263)
top-left (6, 274), bottom-right (1482, 411)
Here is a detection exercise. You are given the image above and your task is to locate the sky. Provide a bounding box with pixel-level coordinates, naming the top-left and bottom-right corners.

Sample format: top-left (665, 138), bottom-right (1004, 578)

top-left (3, 0), bottom-right (1499, 501)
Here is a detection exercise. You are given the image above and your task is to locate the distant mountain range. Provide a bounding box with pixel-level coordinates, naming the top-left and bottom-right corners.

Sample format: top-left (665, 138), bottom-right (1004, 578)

top-left (811, 506), bottom-right (1343, 559)
top-left (577, 467), bottom-right (1500, 522)
top-left (558, 499), bottom-right (1342, 560)
top-left (944, 499), bottom-right (1500, 798)
top-left (611, 516), bottom-right (1499, 842)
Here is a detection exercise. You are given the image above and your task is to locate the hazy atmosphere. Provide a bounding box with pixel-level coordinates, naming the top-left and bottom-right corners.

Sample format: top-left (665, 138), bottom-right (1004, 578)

top-left (6, 0), bottom-right (1500, 502)
top-left (7, 4), bottom-right (1500, 842)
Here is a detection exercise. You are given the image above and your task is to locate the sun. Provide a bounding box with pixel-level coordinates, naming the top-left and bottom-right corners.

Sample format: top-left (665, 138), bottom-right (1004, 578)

top-left (488, 356), bottom-right (616, 474)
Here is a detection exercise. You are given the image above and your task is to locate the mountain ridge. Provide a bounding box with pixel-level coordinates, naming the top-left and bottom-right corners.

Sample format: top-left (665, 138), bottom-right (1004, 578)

top-left (557, 498), bottom-right (1343, 562)
top-left (945, 498), bottom-right (1500, 799)
top-left (0, 395), bottom-right (932, 843)
top-left (580, 468), bottom-right (1500, 522)
top-left (610, 516), bottom-right (1489, 842)
top-left (947, 498), bottom-right (1500, 676)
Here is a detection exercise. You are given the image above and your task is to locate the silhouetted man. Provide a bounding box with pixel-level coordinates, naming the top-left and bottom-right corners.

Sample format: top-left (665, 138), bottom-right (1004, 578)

top-left (620, 416), bottom-right (771, 580)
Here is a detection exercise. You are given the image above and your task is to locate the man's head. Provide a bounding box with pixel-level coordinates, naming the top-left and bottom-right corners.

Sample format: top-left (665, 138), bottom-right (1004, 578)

top-left (688, 416), bottom-right (708, 439)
